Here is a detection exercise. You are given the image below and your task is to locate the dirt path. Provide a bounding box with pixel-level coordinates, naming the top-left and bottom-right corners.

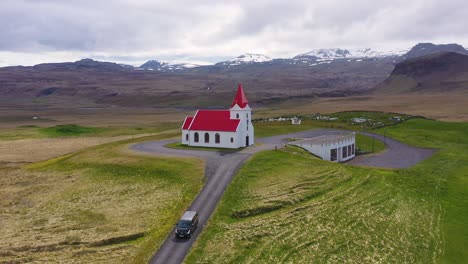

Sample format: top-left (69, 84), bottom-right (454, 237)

top-left (131, 130), bottom-right (435, 264)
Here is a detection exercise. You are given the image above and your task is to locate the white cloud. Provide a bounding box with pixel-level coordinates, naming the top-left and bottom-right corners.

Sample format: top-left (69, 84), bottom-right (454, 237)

top-left (0, 0), bottom-right (467, 66)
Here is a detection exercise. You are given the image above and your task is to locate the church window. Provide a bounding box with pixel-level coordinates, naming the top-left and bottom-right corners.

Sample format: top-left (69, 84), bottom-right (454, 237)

top-left (194, 132), bottom-right (199, 143)
top-left (204, 133), bottom-right (210, 143)
top-left (215, 133), bottom-right (220, 144)
top-left (185, 134), bottom-right (188, 141)
top-left (230, 137), bottom-right (234, 143)
top-left (236, 113), bottom-right (239, 119)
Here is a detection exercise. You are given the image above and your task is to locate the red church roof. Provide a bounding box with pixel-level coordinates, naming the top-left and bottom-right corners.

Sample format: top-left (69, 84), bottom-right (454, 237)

top-left (181, 116), bottom-right (193, 129)
top-left (231, 83), bottom-right (249, 108)
top-left (185, 110), bottom-right (240, 132)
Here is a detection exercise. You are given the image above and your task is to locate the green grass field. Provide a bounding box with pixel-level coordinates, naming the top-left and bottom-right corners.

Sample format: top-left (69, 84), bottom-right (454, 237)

top-left (0, 123), bottom-right (179, 140)
top-left (254, 120), bottom-right (320, 138)
top-left (187, 118), bottom-right (467, 263)
top-left (1, 133), bottom-right (204, 263)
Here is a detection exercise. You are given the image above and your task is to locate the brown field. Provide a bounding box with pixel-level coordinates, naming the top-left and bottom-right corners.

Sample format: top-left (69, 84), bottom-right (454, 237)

top-left (0, 133), bottom-right (173, 164)
top-left (0, 133), bottom-right (204, 263)
top-left (257, 93), bottom-right (468, 121)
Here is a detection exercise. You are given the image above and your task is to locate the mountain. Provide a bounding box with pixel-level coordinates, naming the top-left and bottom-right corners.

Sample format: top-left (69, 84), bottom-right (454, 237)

top-left (375, 52), bottom-right (468, 94)
top-left (2, 42), bottom-right (467, 109)
top-left (139, 60), bottom-right (200, 71)
top-left (32, 58), bottom-right (130, 71)
top-left (215, 53), bottom-right (271, 66)
top-left (293, 48), bottom-right (407, 63)
top-left (402, 43), bottom-right (468, 59)
top-left (139, 60), bottom-right (167, 70)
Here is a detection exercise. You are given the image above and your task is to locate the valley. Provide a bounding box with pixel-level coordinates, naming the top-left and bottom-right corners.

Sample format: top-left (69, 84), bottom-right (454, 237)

top-left (0, 42), bottom-right (467, 264)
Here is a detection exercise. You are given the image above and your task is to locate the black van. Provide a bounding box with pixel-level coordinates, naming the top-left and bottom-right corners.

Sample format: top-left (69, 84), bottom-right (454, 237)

top-left (175, 211), bottom-right (199, 238)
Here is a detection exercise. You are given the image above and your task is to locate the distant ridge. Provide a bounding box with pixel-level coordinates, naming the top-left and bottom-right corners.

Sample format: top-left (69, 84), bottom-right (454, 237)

top-left (402, 43), bottom-right (468, 59)
top-left (139, 60), bottom-right (200, 71)
top-left (375, 52), bottom-right (468, 94)
top-left (32, 58), bottom-right (129, 71)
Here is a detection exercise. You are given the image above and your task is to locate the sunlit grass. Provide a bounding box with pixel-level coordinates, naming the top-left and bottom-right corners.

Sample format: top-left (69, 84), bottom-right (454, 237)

top-left (188, 118), bottom-right (467, 263)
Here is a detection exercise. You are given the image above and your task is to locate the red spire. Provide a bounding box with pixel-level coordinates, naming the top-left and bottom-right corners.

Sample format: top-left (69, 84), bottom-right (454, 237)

top-left (231, 83), bottom-right (249, 108)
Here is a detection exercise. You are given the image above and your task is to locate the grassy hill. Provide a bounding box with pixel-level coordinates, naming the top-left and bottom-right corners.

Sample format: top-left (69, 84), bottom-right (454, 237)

top-left (187, 118), bottom-right (467, 263)
top-left (0, 133), bottom-right (204, 263)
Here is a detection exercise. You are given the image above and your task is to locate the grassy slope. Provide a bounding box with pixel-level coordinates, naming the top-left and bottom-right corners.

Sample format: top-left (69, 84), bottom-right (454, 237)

top-left (376, 119), bottom-right (468, 263)
top-left (0, 133), bottom-right (204, 263)
top-left (356, 133), bottom-right (385, 153)
top-left (0, 123), bottom-right (178, 140)
top-left (187, 118), bottom-right (467, 263)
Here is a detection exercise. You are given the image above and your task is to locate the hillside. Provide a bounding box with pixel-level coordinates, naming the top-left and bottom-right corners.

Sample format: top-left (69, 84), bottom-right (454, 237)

top-left (1, 43), bottom-right (467, 109)
top-left (375, 52), bottom-right (468, 94)
top-left (0, 58), bottom-right (395, 109)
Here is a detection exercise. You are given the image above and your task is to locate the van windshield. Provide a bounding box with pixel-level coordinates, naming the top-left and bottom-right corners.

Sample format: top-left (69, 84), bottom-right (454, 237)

top-left (177, 220), bottom-right (191, 228)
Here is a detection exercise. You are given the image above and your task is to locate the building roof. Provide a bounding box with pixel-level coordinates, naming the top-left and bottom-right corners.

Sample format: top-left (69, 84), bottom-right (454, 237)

top-left (291, 132), bottom-right (355, 145)
top-left (185, 110), bottom-right (240, 132)
top-left (182, 116), bottom-right (193, 129)
top-left (231, 83), bottom-right (249, 108)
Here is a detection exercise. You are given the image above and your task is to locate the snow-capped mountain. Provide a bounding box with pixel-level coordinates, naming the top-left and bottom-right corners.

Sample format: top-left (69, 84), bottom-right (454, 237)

top-left (294, 48), bottom-right (408, 61)
top-left (139, 60), bottom-right (200, 71)
top-left (217, 53), bottom-right (271, 66)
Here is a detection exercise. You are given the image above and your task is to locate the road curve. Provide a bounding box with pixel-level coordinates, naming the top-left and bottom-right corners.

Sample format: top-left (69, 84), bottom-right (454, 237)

top-left (132, 140), bottom-right (256, 264)
top-left (131, 130), bottom-right (435, 264)
top-left (256, 129), bottom-right (436, 169)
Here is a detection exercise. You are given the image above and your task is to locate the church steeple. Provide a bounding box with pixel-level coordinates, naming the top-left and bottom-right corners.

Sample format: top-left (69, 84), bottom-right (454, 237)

top-left (231, 83), bottom-right (249, 109)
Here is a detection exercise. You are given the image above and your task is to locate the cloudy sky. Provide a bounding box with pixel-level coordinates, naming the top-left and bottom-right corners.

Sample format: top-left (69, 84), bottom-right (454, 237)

top-left (1, 0), bottom-right (467, 66)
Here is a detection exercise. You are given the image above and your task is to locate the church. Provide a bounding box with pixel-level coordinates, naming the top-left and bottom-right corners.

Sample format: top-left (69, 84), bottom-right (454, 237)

top-left (181, 84), bottom-right (254, 149)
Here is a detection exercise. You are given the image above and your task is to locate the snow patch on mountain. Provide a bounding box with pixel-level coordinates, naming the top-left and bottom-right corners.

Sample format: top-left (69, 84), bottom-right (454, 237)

top-left (231, 53), bottom-right (271, 63)
top-left (295, 48), bottom-right (408, 60)
top-left (217, 53), bottom-right (271, 66)
top-left (139, 60), bottom-right (201, 71)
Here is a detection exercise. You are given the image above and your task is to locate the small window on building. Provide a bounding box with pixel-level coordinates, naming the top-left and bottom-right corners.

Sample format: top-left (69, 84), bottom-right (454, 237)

top-left (215, 133), bottom-right (220, 144)
top-left (348, 145), bottom-right (352, 156)
top-left (331, 148), bottom-right (337, 161)
top-left (204, 133), bottom-right (209, 143)
top-left (194, 132), bottom-right (199, 143)
top-left (352, 143), bottom-right (355, 155)
top-left (185, 134), bottom-right (189, 141)
top-left (246, 113), bottom-right (248, 118)
top-left (230, 137), bottom-right (234, 143)
top-left (343, 146), bottom-right (347, 158)
top-left (236, 113), bottom-right (239, 119)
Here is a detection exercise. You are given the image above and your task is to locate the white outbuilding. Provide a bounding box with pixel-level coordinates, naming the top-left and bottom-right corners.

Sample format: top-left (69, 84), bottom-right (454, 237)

top-left (181, 84), bottom-right (255, 149)
top-left (291, 132), bottom-right (356, 162)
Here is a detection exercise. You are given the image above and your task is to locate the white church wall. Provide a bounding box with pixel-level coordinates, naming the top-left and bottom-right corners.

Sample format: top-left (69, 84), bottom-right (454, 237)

top-left (187, 130), bottom-right (239, 149)
top-left (182, 130), bottom-right (190, 145)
